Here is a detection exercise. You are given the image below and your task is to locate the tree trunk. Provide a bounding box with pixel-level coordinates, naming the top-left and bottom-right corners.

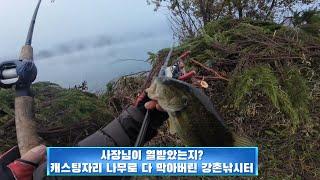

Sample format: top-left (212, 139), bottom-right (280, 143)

top-left (199, 0), bottom-right (209, 25)
top-left (237, 0), bottom-right (243, 19)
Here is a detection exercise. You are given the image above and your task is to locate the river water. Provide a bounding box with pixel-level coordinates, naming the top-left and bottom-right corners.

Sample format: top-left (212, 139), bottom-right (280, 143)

top-left (0, 0), bottom-right (172, 91)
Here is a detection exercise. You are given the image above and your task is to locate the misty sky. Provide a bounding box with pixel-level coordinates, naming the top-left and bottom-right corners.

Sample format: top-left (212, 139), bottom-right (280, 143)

top-left (0, 0), bottom-right (172, 91)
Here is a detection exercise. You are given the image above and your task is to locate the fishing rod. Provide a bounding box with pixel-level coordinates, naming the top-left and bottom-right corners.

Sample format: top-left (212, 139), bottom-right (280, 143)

top-left (26, 0), bottom-right (42, 46)
top-left (0, 0), bottom-right (42, 155)
top-left (134, 43), bottom-right (174, 147)
top-left (133, 46), bottom-right (206, 147)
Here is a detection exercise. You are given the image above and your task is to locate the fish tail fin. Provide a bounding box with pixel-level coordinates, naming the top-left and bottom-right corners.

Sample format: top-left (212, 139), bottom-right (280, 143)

top-left (232, 133), bottom-right (255, 147)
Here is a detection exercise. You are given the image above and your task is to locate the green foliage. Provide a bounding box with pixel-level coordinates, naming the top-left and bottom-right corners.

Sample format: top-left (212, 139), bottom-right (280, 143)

top-left (106, 82), bottom-right (114, 93)
top-left (102, 75), bottom-right (145, 116)
top-left (176, 18), bottom-right (312, 67)
top-left (147, 51), bottom-right (158, 66)
top-left (242, 18), bottom-right (282, 33)
top-left (157, 18), bottom-right (320, 179)
top-left (204, 18), bottom-right (237, 36)
top-left (230, 66), bottom-right (309, 130)
top-left (150, 0), bottom-right (319, 39)
top-left (39, 89), bottom-right (98, 125)
top-left (204, 18), bottom-right (283, 37)
top-left (283, 67), bottom-right (310, 121)
top-left (293, 10), bottom-right (320, 36)
top-left (145, 16), bottom-right (320, 177)
top-left (148, 17), bottom-right (320, 179)
top-left (0, 89), bottom-right (14, 117)
top-left (0, 82), bottom-right (113, 151)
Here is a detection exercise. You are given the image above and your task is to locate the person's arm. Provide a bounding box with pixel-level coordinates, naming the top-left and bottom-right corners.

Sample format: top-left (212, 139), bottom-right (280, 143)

top-left (77, 102), bottom-right (168, 147)
top-left (33, 96), bottom-right (168, 180)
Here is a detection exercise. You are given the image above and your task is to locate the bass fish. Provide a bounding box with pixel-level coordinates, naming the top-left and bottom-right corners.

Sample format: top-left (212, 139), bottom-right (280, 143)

top-left (146, 77), bottom-right (253, 146)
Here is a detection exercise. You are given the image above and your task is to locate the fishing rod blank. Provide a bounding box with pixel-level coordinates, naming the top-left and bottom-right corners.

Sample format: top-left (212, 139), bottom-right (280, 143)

top-left (25, 0), bottom-right (42, 46)
top-left (134, 43), bottom-right (174, 147)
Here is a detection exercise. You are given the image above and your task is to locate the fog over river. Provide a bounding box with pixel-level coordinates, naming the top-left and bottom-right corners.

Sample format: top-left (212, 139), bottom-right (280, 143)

top-left (0, 0), bottom-right (172, 91)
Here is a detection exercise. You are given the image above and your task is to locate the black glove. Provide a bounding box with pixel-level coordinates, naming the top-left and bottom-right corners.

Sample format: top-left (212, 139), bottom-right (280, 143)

top-left (136, 94), bottom-right (169, 135)
top-left (118, 93), bottom-right (169, 145)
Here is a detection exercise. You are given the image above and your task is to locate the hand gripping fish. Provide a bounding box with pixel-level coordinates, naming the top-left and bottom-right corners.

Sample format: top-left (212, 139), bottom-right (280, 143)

top-left (146, 76), bottom-right (253, 146)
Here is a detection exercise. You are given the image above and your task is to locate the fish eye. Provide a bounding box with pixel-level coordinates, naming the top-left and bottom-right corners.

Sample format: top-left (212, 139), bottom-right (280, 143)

top-left (182, 96), bottom-right (188, 106)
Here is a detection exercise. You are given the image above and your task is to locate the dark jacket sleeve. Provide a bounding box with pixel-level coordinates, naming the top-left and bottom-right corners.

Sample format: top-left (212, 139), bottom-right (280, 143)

top-left (77, 105), bottom-right (156, 147)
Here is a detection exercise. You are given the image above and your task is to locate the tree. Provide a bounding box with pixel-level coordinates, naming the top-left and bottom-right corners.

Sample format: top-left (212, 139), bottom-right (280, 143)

top-left (148, 0), bottom-right (319, 39)
top-left (292, 9), bottom-right (320, 36)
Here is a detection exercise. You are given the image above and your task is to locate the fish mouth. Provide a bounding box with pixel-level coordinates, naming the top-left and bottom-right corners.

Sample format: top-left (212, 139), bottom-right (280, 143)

top-left (156, 76), bottom-right (194, 93)
top-left (150, 77), bottom-right (192, 112)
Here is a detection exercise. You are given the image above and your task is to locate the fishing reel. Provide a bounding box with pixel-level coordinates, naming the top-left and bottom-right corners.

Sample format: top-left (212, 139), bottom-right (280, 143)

top-left (0, 59), bottom-right (37, 89)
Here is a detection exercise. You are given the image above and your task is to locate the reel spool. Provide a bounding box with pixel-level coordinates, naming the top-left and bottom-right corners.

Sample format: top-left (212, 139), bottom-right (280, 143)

top-left (0, 60), bottom-right (37, 89)
top-left (0, 60), bottom-right (21, 88)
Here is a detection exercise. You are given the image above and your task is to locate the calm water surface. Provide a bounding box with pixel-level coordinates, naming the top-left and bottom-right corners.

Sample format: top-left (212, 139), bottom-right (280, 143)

top-left (0, 0), bottom-right (172, 91)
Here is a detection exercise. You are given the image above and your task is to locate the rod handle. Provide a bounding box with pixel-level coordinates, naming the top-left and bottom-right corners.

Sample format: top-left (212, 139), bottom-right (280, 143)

top-left (19, 45), bottom-right (33, 60)
top-left (15, 96), bottom-right (41, 155)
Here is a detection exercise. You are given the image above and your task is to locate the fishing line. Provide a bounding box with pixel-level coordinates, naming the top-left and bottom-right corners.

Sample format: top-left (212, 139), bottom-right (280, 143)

top-left (134, 39), bottom-right (175, 147)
